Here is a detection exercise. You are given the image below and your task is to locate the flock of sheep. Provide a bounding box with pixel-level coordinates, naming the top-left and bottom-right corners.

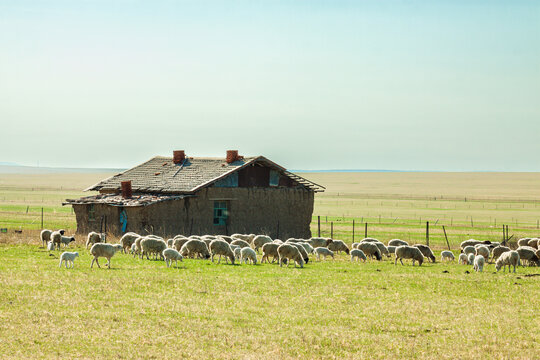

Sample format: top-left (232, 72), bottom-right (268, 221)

top-left (40, 229), bottom-right (540, 273)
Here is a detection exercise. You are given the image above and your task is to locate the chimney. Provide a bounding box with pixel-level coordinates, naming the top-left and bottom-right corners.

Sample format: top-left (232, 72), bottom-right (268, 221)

top-left (226, 150), bottom-right (239, 164)
top-left (173, 150), bottom-right (185, 164)
top-left (121, 181), bottom-right (132, 199)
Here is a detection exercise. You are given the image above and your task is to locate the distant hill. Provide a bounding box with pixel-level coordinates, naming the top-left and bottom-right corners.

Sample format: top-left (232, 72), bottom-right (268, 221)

top-left (0, 164), bottom-right (125, 174)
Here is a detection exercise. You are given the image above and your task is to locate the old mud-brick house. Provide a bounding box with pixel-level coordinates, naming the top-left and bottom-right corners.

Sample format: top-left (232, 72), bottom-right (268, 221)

top-left (64, 150), bottom-right (324, 238)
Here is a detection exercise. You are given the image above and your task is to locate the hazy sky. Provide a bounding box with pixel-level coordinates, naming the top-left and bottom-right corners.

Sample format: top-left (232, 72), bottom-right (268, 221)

top-left (1, 1), bottom-right (539, 171)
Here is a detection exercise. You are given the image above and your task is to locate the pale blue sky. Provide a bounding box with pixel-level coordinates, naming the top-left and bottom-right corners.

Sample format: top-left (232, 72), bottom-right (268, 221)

top-left (1, 1), bottom-right (539, 170)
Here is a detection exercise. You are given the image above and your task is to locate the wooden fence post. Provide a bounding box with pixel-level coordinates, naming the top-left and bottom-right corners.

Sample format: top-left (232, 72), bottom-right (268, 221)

top-left (426, 221), bottom-right (429, 246)
top-left (330, 222), bottom-right (333, 239)
top-left (442, 225), bottom-right (450, 250)
top-left (352, 219), bottom-right (355, 242)
top-left (365, 222), bottom-right (368, 238)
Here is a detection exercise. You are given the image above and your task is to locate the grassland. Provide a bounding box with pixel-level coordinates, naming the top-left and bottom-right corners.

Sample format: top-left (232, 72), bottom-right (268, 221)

top-left (0, 171), bottom-right (539, 359)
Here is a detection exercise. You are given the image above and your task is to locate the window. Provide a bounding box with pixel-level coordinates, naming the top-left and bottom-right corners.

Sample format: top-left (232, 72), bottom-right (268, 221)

top-left (213, 201), bottom-right (228, 226)
top-left (88, 204), bottom-right (95, 221)
top-left (269, 170), bottom-right (279, 187)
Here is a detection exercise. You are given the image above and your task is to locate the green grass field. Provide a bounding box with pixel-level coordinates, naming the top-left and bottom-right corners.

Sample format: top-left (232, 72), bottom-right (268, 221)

top-left (0, 243), bottom-right (538, 359)
top-left (0, 172), bottom-right (539, 358)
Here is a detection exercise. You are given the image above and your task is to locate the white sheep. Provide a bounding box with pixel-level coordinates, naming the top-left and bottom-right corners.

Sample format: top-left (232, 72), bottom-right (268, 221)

top-left (495, 250), bottom-right (519, 273)
top-left (86, 231), bottom-right (103, 249)
top-left (395, 246), bottom-right (424, 266)
top-left (462, 246), bottom-right (476, 256)
top-left (120, 232), bottom-right (140, 253)
top-left (47, 240), bottom-right (55, 252)
top-left (467, 253), bottom-right (475, 265)
top-left (240, 247), bottom-right (258, 265)
top-left (373, 242), bottom-right (390, 258)
top-left (288, 243), bottom-right (309, 264)
top-left (516, 246), bottom-right (540, 266)
top-left (60, 236), bottom-right (76, 248)
top-left (328, 240), bottom-right (350, 254)
top-left (475, 245), bottom-right (490, 262)
top-left (59, 252), bottom-right (79, 268)
top-left (357, 242), bottom-right (382, 261)
top-left (277, 244), bottom-right (304, 268)
top-left (167, 238), bottom-right (175, 248)
top-left (360, 237), bottom-right (381, 243)
top-left (252, 235), bottom-right (273, 252)
top-left (517, 238), bottom-right (531, 247)
top-left (40, 229), bottom-right (53, 247)
top-left (314, 247), bottom-right (334, 261)
top-left (350, 249), bottom-right (367, 262)
top-left (440, 250), bottom-right (455, 262)
top-left (527, 238), bottom-right (539, 249)
top-left (50, 230), bottom-right (64, 250)
top-left (300, 242), bottom-right (314, 254)
top-left (491, 246), bottom-right (511, 262)
top-left (180, 239), bottom-right (211, 259)
top-left (90, 243), bottom-right (123, 269)
top-left (162, 248), bottom-right (183, 267)
top-left (140, 237), bottom-right (167, 260)
top-left (209, 240), bottom-right (235, 264)
top-left (231, 233), bottom-right (256, 244)
top-left (387, 245), bottom-right (396, 255)
top-left (308, 237), bottom-right (330, 248)
top-left (460, 239), bottom-right (482, 249)
top-left (413, 244), bottom-right (436, 263)
top-left (458, 253), bottom-right (468, 265)
top-left (130, 243), bottom-right (138, 256)
top-left (230, 239), bottom-right (251, 249)
top-left (234, 247), bottom-right (242, 260)
top-left (261, 243), bottom-right (280, 263)
top-left (388, 239), bottom-right (408, 247)
top-left (473, 255), bottom-right (485, 272)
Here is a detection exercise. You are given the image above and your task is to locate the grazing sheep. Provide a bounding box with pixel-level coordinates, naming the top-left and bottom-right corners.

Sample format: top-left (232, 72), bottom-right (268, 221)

top-left (460, 239), bottom-right (482, 249)
top-left (202, 238), bottom-right (214, 249)
top-left (357, 242), bottom-right (382, 261)
top-left (351, 242), bottom-right (360, 249)
top-left (219, 235), bottom-right (233, 243)
top-left (475, 245), bottom-right (490, 262)
top-left (60, 236), bottom-right (76, 248)
top-left (387, 245), bottom-right (396, 255)
top-left (462, 246), bottom-right (476, 256)
top-left (120, 232), bottom-right (140, 253)
top-left (261, 243), bottom-right (280, 264)
top-left (230, 239), bottom-right (251, 249)
top-left (162, 248), bottom-right (183, 267)
top-left (289, 243), bottom-right (309, 264)
top-left (130, 243), bottom-right (138, 256)
top-left (517, 238), bottom-right (531, 248)
top-left (86, 232), bottom-right (103, 249)
top-left (231, 233), bottom-right (255, 244)
top-left (234, 247), bottom-right (242, 260)
top-left (491, 246), bottom-right (511, 262)
top-left (388, 239), bottom-right (408, 247)
top-left (516, 247), bottom-right (540, 267)
top-left (40, 229), bottom-right (53, 247)
top-left (50, 231), bottom-right (64, 250)
top-left (360, 237), bottom-right (381, 243)
top-left (277, 244), bottom-right (304, 268)
top-left (59, 252), bottom-right (79, 268)
top-left (167, 239), bottom-right (174, 248)
top-left (300, 242), bottom-right (314, 254)
top-left (328, 240), bottom-right (350, 255)
top-left (173, 238), bottom-right (190, 252)
top-left (495, 250), bottom-right (519, 273)
top-left (373, 242), bottom-right (390, 258)
top-left (467, 253), bottom-right (475, 265)
top-left (395, 246), bottom-right (424, 266)
top-left (350, 249), bottom-right (367, 262)
top-left (253, 235), bottom-right (273, 252)
top-left (441, 250), bottom-right (455, 262)
top-left (209, 240), bottom-right (235, 264)
top-left (413, 244), bottom-right (436, 263)
top-left (240, 247), bottom-right (258, 265)
top-left (90, 243), bottom-right (123, 269)
top-left (308, 237), bottom-right (329, 248)
top-left (528, 238), bottom-right (539, 249)
top-left (473, 255), bottom-right (485, 272)
top-left (314, 247), bottom-right (334, 261)
top-left (47, 240), bottom-right (55, 252)
top-left (458, 253), bottom-right (468, 265)
top-left (133, 236), bottom-right (144, 258)
top-left (180, 239), bottom-right (211, 259)
top-left (140, 237), bottom-right (167, 260)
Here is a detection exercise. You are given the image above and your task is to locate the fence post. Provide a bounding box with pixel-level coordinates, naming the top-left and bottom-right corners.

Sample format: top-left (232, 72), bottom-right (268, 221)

top-left (365, 222), bottom-right (368, 238)
top-left (318, 216), bottom-right (321, 237)
top-left (442, 225), bottom-right (450, 250)
top-left (426, 221), bottom-right (429, 246)
top-left (352, 219), bottom-right (355, 242)
top-left (331, 222), bottom-right (333, 239)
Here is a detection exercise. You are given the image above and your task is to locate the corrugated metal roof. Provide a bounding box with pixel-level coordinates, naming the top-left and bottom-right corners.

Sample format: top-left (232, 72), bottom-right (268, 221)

top-left (84, 155), bottom-right (325, 194)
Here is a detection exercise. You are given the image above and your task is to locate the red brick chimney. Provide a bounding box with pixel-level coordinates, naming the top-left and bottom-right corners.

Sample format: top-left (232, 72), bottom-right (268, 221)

top-left (226, 150), bottom-right (239, 164)
top-left (173, 150), bottom-right (185, 164)
top-left (121, 181), bottom-right (132, 199)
